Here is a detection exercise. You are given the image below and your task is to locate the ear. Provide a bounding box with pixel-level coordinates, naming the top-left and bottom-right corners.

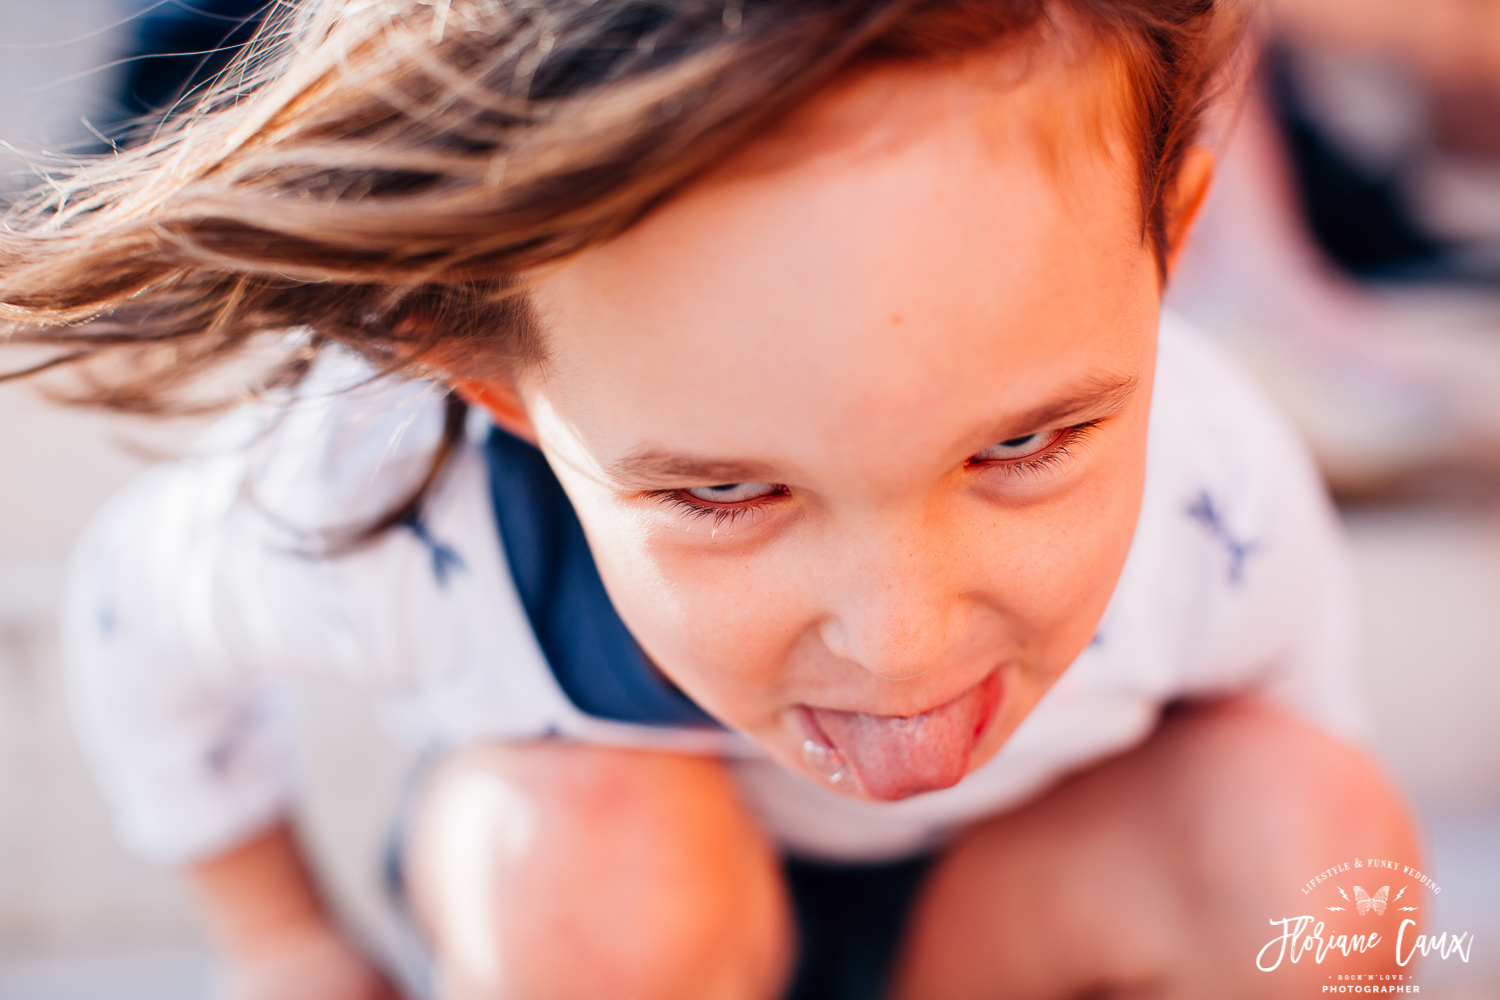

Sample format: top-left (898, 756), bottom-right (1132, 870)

top-left (449, 376), bottom-right (539, 445)
top-left (1162, 145), bottom-right (1215, 278)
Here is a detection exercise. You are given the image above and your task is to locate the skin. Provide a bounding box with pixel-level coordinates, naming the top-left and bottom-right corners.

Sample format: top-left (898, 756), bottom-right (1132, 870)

top-left (458, 43), bottom-right (1188, 795)
top-left (188, 30), bottom-right (1418, 1000)
top-left (190, 824), bottom-right (400, 1000)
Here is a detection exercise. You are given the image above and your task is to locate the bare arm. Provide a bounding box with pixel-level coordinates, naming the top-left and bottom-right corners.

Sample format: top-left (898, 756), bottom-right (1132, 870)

top-left (188, 823), bottom-right (402, 1000)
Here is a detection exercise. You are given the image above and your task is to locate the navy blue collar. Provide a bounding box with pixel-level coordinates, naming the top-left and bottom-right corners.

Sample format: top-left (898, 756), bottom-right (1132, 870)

top-left (484, 427), bottom-right (720, 728)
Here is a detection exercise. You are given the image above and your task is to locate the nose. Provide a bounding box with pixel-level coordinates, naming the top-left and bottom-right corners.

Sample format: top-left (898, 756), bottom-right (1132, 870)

top-left (816, 528), bottom-right (969, 681)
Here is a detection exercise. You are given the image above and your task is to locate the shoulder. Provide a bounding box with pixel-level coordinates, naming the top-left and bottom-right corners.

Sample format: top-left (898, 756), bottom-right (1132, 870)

top-left (1098, 313), bottom-right (1351, 687)
top-left (104, 352), bottom-right (472, 548)
top-left (237, 353), bottom-right (462, 532)
top-left (1145, 312), bottom-right (1331, 563)
top-left (69, 355), bottom-right (497, 679)
top-left (1149, 311), bottom-right (1314, 495)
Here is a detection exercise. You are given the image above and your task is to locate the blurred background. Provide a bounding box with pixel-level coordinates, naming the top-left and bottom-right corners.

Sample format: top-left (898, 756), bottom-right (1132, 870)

top-left (0, 1), bottom-right (1497, 997)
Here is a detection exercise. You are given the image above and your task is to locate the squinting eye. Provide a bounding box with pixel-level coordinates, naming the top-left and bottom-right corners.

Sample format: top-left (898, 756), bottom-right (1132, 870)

top-left (685, 482), bottom-right (781, 503)
top-left (971, 429), bottom-right (1062, 463)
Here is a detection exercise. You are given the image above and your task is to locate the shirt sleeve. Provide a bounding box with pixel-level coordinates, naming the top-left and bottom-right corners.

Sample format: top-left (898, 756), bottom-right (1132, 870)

top-left (61, 454), bottom-right (299, 865)
top-left (59, 365), bottom-right (455, 865)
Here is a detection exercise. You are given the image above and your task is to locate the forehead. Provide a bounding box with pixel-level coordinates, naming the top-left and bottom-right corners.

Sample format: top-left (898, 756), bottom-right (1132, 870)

top-left (524, 41), bottom-right (1155, 476)
top-left (720, 22), bottom-right (1142, 204)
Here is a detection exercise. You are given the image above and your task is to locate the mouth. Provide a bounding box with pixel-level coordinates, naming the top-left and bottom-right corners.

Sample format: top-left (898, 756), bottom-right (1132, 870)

top-left (795, 671), bottom-right (1003, 801)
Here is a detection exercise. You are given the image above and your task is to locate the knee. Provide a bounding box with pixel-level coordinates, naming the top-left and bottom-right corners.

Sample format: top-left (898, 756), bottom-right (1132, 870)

top-left (1162, 699), bottom-right (1416, 868)
top-left (1139, 700), bottom-right (1423, 992)
top-left (405, 743), bottom-right (790, 1000)
top-left (1152, 699), bottom-right (1420, 932)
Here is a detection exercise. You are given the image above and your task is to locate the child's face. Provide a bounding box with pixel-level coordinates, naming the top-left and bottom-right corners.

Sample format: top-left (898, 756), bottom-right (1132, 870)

top-left (466, 46), bottom-right (1184, 800)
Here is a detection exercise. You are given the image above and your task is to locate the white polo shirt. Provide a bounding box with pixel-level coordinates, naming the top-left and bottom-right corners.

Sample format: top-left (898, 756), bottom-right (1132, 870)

top-left (61, 313), bottom-right (1367, 864)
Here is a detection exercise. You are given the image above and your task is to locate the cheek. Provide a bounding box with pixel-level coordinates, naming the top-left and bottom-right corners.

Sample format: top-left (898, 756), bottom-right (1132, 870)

top-left (648, 547), bottom-right (814, 708)
top-left (990, 428), bottom-right (1147, 666)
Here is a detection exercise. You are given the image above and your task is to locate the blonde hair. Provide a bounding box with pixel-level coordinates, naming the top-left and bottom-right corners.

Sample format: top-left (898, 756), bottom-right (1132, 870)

top-left (0, 0), bottom-right (1237, 414)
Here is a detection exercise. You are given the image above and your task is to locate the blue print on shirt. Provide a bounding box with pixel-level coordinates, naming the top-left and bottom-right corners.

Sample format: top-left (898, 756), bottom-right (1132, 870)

top-left (205, 700), bottom-right (265, 777)
top-left (96, 602), bottom-right (116, 639)
top-left (400, 511), bottom-right (465, 587)
top-left (1186, 490), bottom-right (1261, 585)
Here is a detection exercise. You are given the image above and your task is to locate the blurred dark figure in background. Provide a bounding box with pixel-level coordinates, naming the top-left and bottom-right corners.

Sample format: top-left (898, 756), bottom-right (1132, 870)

top-left (1270, 33), bottom-right (1500, 282)
top-left (109, 0), bottom-right (271, 141)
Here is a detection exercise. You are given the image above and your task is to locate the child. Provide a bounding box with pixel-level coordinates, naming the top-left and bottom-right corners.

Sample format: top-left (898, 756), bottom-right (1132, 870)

top-left (1, 1), bottom-right (1418, 998)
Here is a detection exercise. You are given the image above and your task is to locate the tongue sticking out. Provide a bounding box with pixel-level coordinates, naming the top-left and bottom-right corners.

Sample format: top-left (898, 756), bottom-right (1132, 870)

top-left (802, 674), bottom-right (1000, 801)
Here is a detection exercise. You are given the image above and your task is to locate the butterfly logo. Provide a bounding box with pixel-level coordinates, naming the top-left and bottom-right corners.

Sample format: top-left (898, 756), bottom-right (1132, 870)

top-left (1354, 885), bottom-right (1389, 916)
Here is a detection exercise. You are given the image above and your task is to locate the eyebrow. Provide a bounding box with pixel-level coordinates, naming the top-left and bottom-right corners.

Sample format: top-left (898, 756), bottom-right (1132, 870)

top-left (604, 452), bottom-right (780, 487)
top-left (989, 370), bottom-right (1141, 441)
top-left (604, 370), bottom-right (1142, 487)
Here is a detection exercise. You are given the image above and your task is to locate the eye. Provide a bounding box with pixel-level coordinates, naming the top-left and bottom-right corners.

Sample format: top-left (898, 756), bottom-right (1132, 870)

top-left (685, 482), bottom-right (782, 503)
top-left (970, 429), bottom-right (1063, 464)
top-left (653, 481), bottom-right (789, 532)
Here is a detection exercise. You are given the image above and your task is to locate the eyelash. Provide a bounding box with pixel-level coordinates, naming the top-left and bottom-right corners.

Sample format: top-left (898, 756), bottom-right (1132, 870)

top-left (968, 420), bottom-right (1100, 479)
top-left (648, 484), bottom-right (789, 528)
top-left (649, 420), bottom-right (1101, 524)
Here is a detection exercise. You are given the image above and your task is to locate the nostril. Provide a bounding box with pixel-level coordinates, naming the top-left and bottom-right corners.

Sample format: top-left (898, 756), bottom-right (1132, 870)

top-left (817, 601), bottom-right (969, 681)
top-left (817, 618), bottom-right (937, 680)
